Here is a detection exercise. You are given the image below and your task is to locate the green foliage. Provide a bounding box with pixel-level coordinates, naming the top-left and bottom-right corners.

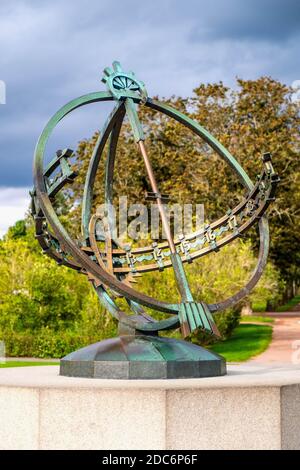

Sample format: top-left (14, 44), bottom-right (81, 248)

top-left (5, 220), bottom-right (27, 240)
top-left (276, 294), bottom-right (300, 312)
top-left (0, 221), bottom-right (116, 357)
top-left (1, 328), bottom-right (108, 359)
top-left (252, 300), bottom-right (268, 312)
top-left (0, 238), bottom-right (83, 331)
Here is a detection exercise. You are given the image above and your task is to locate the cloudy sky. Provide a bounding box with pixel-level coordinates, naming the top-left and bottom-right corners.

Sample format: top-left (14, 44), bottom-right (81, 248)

top-left (0, 0), bottom-right (299, 236)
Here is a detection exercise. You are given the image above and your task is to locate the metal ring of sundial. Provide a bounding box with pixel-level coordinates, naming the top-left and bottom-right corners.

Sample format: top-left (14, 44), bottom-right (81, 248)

top-left (32, 61), bottom-right (279, 339)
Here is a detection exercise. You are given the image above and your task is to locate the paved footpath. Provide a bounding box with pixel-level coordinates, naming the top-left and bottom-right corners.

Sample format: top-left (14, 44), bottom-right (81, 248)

top-left (249, 312), bottom-right (300, 365)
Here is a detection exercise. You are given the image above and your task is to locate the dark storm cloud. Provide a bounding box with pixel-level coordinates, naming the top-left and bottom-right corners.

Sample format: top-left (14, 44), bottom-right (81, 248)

top-left (190, 0), bottom-right (300, 42)
top-left (0, 0), bottom-right (299, 187)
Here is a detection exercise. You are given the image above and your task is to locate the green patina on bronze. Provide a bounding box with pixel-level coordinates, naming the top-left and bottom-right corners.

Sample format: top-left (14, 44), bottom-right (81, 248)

top-left (31, 61), bottom-right (279, 379)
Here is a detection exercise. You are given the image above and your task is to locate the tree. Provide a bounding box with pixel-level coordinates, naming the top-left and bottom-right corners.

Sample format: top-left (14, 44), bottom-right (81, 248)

top-left (0, 220), bottom-right (117, 357)
top-left (64, 77), bottom-right (299, 300)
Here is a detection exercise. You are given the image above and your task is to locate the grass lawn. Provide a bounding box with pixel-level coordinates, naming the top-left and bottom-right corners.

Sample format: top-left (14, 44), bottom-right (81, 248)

top-left (0, 361), bottom-right (59, 368)
top-left (240, 315), bottom-right (274, 324)
top-left (276, 294), bottom-right (300, 312)
top-left (210, 323), bottom-right (273, 362)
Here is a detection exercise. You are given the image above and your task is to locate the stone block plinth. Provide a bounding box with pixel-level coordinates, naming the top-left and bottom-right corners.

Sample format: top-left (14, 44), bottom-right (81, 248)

top-left (0, 364), bottom-right (300, 449)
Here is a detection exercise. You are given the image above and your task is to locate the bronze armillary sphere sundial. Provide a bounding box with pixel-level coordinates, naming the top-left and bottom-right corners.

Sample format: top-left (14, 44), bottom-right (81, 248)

top-left (32, 61), bottom-right (279, 379)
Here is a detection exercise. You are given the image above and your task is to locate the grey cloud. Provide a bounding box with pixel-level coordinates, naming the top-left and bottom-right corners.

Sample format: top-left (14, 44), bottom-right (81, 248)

top-left (190, 0), bottom-right (300, 42)
top-left (0, 0), bottom-right (298, 187)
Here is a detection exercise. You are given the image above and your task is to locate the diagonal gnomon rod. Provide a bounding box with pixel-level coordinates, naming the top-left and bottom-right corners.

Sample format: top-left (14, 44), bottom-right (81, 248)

top-left (125, 98), bottom-right (194, 304)
top-left (138, 139), bottom-right (194, 302)
top-left (124, 97), bottom-right (221, 338)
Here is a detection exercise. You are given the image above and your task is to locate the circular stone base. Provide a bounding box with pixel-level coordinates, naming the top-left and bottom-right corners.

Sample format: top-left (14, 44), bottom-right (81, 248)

top-left (60, 335), bottom-right (226, 379)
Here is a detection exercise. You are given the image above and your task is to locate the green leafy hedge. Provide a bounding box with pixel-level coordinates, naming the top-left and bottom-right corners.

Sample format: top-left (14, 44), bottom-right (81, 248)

top-left (2, 328), bottom-right (117, 358)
